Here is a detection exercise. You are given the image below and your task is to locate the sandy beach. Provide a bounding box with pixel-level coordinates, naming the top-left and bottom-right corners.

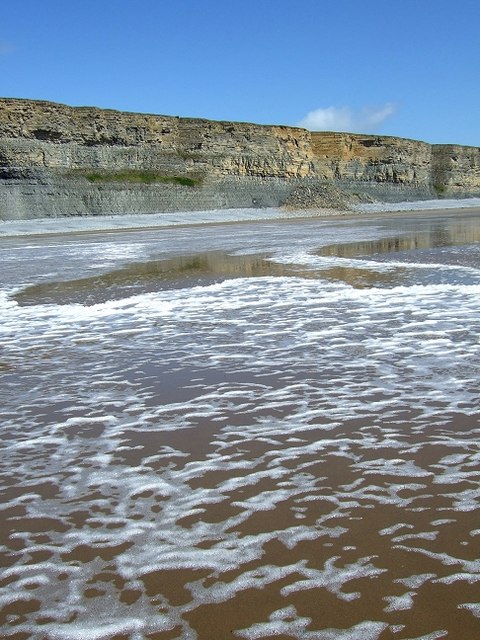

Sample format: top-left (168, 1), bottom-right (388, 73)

top-left (1, 197), bottom-right (480, 238)
top-left (1, 206), bottom-right (479, 639)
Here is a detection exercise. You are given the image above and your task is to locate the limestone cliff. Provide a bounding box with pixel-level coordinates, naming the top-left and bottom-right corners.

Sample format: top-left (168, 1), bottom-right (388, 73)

top-left (0, 98), bottom-right (316, 179)
top-left (311, 132), bottom-right (480, 201)
top-left (310, 132), bottom-right (434, 200)
top-left (431, 144), bottom-right (480, 197)
top-left (0, 98), bottom-right (479, 220)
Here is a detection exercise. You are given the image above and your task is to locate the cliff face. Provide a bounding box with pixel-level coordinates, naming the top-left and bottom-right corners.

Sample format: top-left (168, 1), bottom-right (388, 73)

top-left (310, 132), bottom-right (435, 200)
top-left (0, 98), bottom-right (316, 178)
top-left (431, 144), bottom-right (480, 197)
top-left (1, 98), bottom-right (479, 220)
top-left (310, 132), bottom-right (480, 201)
top-left (1, 98), bottom-right (335, 219)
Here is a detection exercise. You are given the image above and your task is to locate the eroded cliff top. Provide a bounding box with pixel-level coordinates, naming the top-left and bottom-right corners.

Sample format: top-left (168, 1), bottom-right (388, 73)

top-left (0, 97), bottom-right (307, 144)
top-left (2, 98), bottom-right (479, 151)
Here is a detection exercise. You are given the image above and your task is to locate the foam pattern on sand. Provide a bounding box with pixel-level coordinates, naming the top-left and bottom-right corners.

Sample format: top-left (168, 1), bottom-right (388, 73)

top-left (1, 216), bottom-right (479, 638)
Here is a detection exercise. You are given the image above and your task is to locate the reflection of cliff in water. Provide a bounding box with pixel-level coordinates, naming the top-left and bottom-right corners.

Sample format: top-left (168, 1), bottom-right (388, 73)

top-left (10, 245), bottom-right (420, 303)
top-left (315, 215), bottom-right (480, 288)
top-left (13, 215), bottom-right (480, 305)
top-left (13, 251), bottom-right (313, 306)
top-left (318, 218), bottom-right (480, 259)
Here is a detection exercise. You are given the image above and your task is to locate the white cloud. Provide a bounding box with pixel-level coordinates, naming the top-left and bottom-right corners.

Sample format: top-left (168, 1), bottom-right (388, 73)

top-left (297, 103), bottom-right (396, 133)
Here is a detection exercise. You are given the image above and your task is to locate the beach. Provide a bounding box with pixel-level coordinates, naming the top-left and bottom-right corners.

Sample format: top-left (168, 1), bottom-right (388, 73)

top-left (1, 204), bottom-right (479, 639)
top-left (2, 197), bottom-right (480, 238)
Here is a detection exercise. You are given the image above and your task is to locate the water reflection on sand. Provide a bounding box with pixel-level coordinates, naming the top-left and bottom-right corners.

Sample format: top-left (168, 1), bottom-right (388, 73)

top-left (1, 210), bottom-right (480, 639)
top-left (12, 210), bottom-right (480, 305)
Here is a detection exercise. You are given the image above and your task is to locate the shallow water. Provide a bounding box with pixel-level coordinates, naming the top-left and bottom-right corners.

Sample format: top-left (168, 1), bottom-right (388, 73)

top-left (1, 211), bottom-right (479, 639)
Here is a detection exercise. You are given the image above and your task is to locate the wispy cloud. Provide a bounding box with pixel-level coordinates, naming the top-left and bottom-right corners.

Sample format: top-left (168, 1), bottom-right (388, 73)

top-left (297, 103), bottom-right (396, 133)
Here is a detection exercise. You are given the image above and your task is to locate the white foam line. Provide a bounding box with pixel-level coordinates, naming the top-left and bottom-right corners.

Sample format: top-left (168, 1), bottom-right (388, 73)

top-left (458, 603), bottom-right (480, 618)
top-left (235, 609), bottom-right (389, 639)
top-left (392, 545), bottom-right (480, 574)
top-left (280, 556), bottom-right (387, 602)
top-left (383, 591), bottom-right (416, 612)
top-left (395, 573), bottom-right (436, 588)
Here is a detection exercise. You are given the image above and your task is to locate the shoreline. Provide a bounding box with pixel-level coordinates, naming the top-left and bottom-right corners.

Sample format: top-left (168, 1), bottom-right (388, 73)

top-left (1, 198), bottom-right (480, 238)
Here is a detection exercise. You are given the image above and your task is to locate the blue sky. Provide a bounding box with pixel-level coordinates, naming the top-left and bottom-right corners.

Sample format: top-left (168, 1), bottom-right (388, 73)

top-left (1, 0), bottom-right (479, 146)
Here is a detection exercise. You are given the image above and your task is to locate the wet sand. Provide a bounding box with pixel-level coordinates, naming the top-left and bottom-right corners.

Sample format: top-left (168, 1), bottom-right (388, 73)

top-left (1, 210), bottom-right (479, 639)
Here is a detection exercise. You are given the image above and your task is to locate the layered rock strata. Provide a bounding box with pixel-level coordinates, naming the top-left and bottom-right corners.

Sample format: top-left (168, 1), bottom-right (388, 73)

top-left (311, 132), bottom-right (480, 201)
top-left (431, 144), bottom-right (480, 197)
top-left (310, 132), bottom-right (435, 201)
top-left (1, 98), bottom-right (479, 220)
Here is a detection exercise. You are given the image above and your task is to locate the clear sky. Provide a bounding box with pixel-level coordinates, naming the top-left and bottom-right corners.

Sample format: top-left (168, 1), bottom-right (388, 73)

top-left (1, 0), bottom-right (479, 146)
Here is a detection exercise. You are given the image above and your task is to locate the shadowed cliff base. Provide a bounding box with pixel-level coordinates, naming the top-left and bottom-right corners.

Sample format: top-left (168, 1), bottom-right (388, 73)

top-left (1, 98), bottom-right (480, 220)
